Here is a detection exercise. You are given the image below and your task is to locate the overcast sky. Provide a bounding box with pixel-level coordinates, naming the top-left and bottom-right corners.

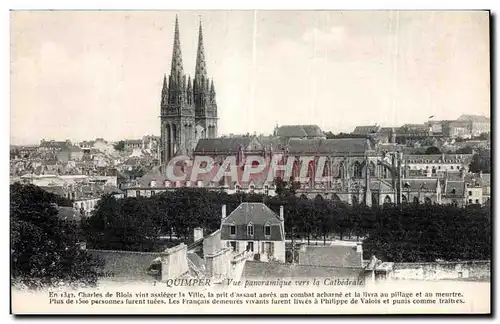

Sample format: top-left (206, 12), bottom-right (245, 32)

top-left (10, 10), bottom-right (490, 145)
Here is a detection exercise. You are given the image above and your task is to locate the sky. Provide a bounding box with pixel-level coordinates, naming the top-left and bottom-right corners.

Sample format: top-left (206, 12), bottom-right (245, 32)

top-left (10, 10), bottom-right (490, 145)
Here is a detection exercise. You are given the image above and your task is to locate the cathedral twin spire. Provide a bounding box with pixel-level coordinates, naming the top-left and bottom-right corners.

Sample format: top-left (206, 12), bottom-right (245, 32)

top-left (162, 15), bottom-right (216, 112)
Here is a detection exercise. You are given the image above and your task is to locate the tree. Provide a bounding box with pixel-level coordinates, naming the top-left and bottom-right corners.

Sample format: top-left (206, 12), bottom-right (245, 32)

top-left (273, 177), bottom-right (300, 198)
top-left (469, 151), bottom-right (491, 173)
top-left (10, 183), bottom-right (103, 289)
top-left (113, 141), bottom-right (125, 151)
top-left (83, 194), bottom-right (163, 251)
top-left (425, 146), bottom-right (441, 154)
top-left (455, 146), bottom-right (474, 154)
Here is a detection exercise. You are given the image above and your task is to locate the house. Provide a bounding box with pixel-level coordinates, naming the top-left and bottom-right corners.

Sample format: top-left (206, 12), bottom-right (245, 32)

top-left (457, 114), bottom-right (490, 137)
top-left (220, 203), bottom-right (286, 263)
top-left (38, 139), bottom-right (71, 152)
top-left (57, 145), bottom-right (84, 162)
top-left (123, 139), bottom-right (144, 151)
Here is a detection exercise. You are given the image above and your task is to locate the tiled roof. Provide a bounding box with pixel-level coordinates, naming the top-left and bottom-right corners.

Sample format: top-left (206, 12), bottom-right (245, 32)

top-left (404, 154), bottom-right (473, 164)
top-left (401, 179), bottom-right (439, 192)
top-left (221, 203), bottom-right (284, 241)
top-left (223, 202), bottom-right (281, 225)
top-left (352, 125), bottom-right (381, 135)
top-left (194, 137), bottom-right (256, 153)
top-left (276, 125), bottom-right (324, 138)
top-left (287, 138), bottom-right (372, 154)
top-left (187, 252), bottom-right (205, 272)
top-left (241, 261), bottom-right (364, 280)
top-left (298, 245), bottom-right (363, 268)
top-left (444, 181), bottom-right (465, 197)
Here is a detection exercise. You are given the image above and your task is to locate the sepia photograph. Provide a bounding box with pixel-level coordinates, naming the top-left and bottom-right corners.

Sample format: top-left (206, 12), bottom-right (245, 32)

top-left (9, 9), bottom-right (491, 315)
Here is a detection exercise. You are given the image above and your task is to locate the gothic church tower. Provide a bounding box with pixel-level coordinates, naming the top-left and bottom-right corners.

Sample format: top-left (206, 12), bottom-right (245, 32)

top-left (160, 16), bottom-right (218, 164)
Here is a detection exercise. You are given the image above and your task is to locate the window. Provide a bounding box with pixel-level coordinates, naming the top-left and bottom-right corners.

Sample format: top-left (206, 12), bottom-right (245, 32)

top-left (468, 199), bottom-right (473, 204)
top-left (265, 225), bottom-right (271, 236)
top-left (475, 199), bottom-right (480, 204)
top-left (264, 185), bottom-right (269, 196)
top-left (468, 191), bottom-right (472, 196)
top-left (247, 223), bottom-right (254, 237)
top-left (230, 241), bottom-right (237, 252)
top-left (136, 190), bottom-right (141, 197)
top-left (150, 191), bottom-right (155, 196)
top-left (235, 185), bottom-right (241, 193)
top-left (246, 242), bottom-right (254, 252)
top-left (230, 225), bottom-right (236, 236)
top-left (450, 166), bottom-right (454, 170)
top-left (451, 188), bottom-right (456, 195)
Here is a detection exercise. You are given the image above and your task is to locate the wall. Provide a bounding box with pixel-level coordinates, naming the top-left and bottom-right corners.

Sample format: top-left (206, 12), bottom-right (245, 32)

top-left (205, 246), bottom-right (233, 282)
top-left (204, 230), bottom-right (222, 256)
top-left (161, 243), bottom-right (189, 281)
top-left (390, 261), bottom-right (490, 281)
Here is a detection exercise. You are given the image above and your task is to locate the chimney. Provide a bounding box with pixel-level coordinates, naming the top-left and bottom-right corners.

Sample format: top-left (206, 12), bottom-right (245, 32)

top-left (279, 205), bottom-right (284, 221)
top-left (221, 204), bottom-right (226, 220)
top-left (193, 227), bottom-right (203, 242)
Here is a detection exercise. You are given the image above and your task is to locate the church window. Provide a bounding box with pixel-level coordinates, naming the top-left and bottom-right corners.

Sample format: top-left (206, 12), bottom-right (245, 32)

top-left (353, 162), bottom-right (362, 178)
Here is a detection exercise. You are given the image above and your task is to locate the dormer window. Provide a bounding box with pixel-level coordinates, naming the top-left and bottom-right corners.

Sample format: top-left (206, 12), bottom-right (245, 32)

top-left (164, 180), bottom-right (171, 188)
top-left (197, 180), bottom-right (203, 187)
top-left (235, 184), bottom-right (241, 193)
top-left (264, 224), bottom-right (271, 237)
top-left (150, 180), bottom-right (157, 187)
top-left (249, 185), bottom-right (255, 193)
top-left (175, 181), bottom-right (181, 188)
top-left (247, 223), bottom-right (254, 237)
top-left (264, 185), bottom-right (269, 196)
top-left (185, 181), bottom-right (191, 187)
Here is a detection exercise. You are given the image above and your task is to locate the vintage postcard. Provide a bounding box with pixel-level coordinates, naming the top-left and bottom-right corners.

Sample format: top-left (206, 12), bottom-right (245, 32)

top-left (10, 10), bottom-right (491, 315)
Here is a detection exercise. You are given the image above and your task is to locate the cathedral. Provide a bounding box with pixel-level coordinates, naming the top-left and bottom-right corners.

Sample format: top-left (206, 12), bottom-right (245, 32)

top-left (160, 16), bottom-right (218, 164)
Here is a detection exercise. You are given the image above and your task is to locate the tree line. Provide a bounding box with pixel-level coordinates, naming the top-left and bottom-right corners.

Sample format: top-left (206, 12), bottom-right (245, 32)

top-left (82, 184), bottom-right (491, 262)
top-left (10, 182), bottom-right (491, 289)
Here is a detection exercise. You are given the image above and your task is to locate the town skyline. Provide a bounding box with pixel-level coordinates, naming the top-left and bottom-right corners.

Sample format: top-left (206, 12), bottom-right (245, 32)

top-left (10, 11), bottom-right (490, 145)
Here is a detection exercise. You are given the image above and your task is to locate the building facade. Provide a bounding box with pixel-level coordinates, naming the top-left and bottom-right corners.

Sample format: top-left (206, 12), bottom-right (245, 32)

top-left (220, 203), bottom-right (286, 263)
